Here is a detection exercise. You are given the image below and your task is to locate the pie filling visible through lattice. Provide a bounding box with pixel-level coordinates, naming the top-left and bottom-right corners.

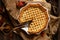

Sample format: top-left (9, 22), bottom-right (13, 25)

top-left (18, 3), bottom-right (48, 34)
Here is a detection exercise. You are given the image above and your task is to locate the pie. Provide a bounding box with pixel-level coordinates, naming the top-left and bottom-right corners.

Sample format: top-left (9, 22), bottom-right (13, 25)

top-left (18, 3), bottom-right (49, 34)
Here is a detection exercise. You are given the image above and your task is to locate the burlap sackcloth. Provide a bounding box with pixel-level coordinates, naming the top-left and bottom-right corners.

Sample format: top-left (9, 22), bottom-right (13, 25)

top-left (3, 0), bottom-right (60, 40)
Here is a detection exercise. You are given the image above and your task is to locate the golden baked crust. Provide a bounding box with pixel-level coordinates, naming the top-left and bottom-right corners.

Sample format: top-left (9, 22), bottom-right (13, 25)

top-left (18, 3), bottom-right (48, 34)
